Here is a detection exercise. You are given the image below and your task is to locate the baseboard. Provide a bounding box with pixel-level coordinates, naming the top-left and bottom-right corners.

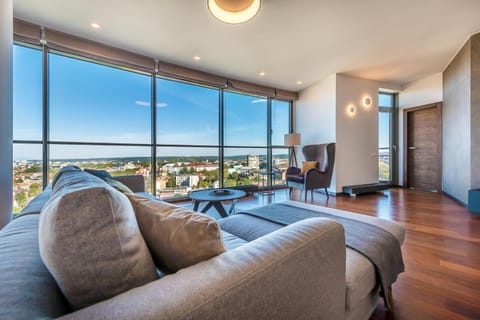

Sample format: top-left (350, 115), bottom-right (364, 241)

top-left (312, 189), bottom-right (341, 197)
top-left (442, 191), bottom-right (467, 207)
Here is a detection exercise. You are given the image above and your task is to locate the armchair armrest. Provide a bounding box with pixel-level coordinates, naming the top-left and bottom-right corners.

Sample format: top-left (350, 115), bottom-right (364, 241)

top-left (286, 166), bottom-right (301, 175)
top-left (110, 175), bottom-right (145, 193)
top-left (60, 218), bottom-right (346, 320)
top-left (304, 168), bottom-right (328, 186)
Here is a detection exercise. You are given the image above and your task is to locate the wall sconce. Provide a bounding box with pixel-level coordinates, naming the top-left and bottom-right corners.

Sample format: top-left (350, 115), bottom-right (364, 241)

top-left (362, 95), bottom-right (372, 108)
top-left (347, 104), bottom-right (356, 117)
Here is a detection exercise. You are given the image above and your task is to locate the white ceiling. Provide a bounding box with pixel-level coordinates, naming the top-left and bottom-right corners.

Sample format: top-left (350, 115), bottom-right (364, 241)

top-left (13, 0), bottom-right (480, 91)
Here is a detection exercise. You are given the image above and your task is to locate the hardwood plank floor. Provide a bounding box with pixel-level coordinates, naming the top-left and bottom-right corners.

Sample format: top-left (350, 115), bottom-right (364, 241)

top-left (181, 188), bottom-right (480, 319)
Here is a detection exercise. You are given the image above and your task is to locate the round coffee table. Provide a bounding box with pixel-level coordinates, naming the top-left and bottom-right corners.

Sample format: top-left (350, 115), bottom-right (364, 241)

top-left (190, 189), bottom-right (247, 218)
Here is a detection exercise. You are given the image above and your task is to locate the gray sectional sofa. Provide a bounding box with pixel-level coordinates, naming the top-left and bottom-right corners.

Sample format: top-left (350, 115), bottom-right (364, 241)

top-left (0, 169), bottom-right (405, 320)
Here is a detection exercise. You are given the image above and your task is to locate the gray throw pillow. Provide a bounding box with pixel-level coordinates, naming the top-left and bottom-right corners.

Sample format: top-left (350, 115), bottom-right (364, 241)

top-left (51, 165), bottom-right (81, 188)
top-left (84, 168), bottom-right (112, 180)
top-left (39, 186), bottom-right (158, 310)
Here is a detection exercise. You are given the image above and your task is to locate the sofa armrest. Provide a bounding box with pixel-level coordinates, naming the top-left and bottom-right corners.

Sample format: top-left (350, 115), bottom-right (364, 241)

top-left (110, 175), bottom-right (145, 193)
top-left (60, 218), bottom-right (346, 320)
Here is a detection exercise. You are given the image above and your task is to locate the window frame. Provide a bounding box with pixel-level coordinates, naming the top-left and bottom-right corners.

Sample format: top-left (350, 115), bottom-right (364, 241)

top-left (12, 42), bottom-right (293, 207)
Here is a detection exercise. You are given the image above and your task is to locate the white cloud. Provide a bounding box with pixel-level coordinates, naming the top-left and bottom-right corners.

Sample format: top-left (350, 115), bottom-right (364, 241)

top-left (135, 100), bottom-right (150, 106)
top-left (252, 98), bottom-right (267, 104)
top-left (135, 101), bottom-right (168, 108)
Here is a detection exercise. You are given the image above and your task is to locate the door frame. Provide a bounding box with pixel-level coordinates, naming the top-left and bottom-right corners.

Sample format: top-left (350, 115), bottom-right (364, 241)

top-left (403, 102), bottom-right (442, 191)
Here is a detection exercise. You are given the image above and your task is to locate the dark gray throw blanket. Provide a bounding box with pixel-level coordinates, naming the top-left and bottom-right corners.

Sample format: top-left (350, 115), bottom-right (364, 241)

top-left (238, 203), bottom-right (404, 309)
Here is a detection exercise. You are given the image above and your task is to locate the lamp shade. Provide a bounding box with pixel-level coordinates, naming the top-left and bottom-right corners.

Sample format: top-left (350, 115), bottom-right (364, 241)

top-left (284, 133), bottom-right (301, 146)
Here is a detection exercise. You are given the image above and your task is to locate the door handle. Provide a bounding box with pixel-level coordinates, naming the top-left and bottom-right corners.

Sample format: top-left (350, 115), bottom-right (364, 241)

top-left (408, 146), bottom-right (416, 150)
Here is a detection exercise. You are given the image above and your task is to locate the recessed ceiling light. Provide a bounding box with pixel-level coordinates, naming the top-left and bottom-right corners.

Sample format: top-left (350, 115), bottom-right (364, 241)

top-left (193, 56), bottom-right (201, 61)
top-left (297, 81), bottom-right (303, 85)
top-left (259, 72), bottom-right (266, 76)
top-left (207, 0), bottom-right (261, 24)
top-left (91, 23), bottom-right (100, 29)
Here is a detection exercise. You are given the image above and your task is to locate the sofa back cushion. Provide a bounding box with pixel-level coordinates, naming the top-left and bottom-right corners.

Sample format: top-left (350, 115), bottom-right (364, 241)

top-left (127, 194), bottom-right (226, 272)
top-left (0, 215), bottom-right (71, 319)
top-left (39, 168), bottom-right (158, 310)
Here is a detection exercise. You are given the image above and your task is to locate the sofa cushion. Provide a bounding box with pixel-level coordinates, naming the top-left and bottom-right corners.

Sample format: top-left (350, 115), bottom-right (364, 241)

top-left (39, 169), bottom-right (158, 310)
top-left (0, 215), bottom-right (70, 319)
top-left (286, 174), bottom-right (304, 184)
top-left (219, 214), bottom-right (283, 241)
top-left (222, 230), bottom-right (248, 251)
top-left (105, 177), bottom-right (134, 194)
top-left (127, 194), bottom-right (226, 272)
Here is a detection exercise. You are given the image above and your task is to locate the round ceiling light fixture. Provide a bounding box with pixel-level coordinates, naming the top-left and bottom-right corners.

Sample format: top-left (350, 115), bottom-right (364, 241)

top-left (207, 0), bottom-right (261, 24)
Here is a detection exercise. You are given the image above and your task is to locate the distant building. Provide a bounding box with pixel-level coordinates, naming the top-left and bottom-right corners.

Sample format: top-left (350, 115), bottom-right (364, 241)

top-left (175, 174), bottom-right (199, 188)
top-left (247, 154), bottom-right (259, 168)
top-left (186, 163), bottom-right (219, 172)
top-left (161, 163), bottom-right (181, 175)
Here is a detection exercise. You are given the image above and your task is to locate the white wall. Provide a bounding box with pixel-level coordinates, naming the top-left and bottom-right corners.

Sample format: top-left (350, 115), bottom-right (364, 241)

top-left (397, 73), bottom-right (443, 185)
top-left (399, 73), bottom-right (443, 108)
top-left (335, 74), bottom-right (380, 193)
top-left (0, 0), bottom-right (13, 229)
top-left (297, 74), bottom-right (384, 193)
top-left (296, 74), bottom-right (336, 190)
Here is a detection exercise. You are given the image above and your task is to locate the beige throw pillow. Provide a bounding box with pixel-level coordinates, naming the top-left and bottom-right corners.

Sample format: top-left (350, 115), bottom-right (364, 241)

top-left (300, 161), bottom-right (318, 175)
top-left (39, 186), bottom-right (158, 310)
top-left (127, 194), bottom-right (226, 272)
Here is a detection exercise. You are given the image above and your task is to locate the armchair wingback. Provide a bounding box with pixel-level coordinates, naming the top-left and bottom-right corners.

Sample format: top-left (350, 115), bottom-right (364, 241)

top-left (286, 143), bottom-right (336, 202)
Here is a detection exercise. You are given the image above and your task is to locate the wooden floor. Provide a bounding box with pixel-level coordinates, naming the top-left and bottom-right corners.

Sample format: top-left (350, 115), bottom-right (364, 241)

top-left (182, 187), bottom-right (480, 320)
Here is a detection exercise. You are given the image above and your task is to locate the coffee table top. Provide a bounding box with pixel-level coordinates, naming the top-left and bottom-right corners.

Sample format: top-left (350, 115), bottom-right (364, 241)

top-left (190, 189), bottom-right (246, 201)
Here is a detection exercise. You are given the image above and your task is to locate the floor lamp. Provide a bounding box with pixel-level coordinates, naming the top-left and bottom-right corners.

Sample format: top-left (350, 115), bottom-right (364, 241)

top-left (284, 133), bottom-right (301, 167)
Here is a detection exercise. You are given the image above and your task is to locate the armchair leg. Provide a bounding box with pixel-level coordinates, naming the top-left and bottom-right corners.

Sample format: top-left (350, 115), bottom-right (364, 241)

top-left (325, 188), bottom-right (329, 199)
top-left (288, 187), bottom-right (292, 198)
top-left (304, 190), bottom-right (307, 202)
top-left (311, 190), bottom-right (313, 201)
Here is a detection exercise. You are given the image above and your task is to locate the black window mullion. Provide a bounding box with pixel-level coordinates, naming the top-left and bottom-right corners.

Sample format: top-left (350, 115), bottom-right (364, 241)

top-left (42, 45), bottom-right (49, 189)
top-left (151, 74), bottom-right (157, 196)
top-left (267, 98), bottom-right (272, 186)
top-left (219, 88), bottom-right (224, 188)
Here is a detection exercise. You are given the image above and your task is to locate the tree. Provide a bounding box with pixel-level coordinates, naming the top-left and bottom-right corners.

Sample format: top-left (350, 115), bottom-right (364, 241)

top-left (28, 183), bottom-right (41, 197)
top-left (166, 177), bottom-right (175, 188)
top-left (15, 192), bottom-right (27, 209)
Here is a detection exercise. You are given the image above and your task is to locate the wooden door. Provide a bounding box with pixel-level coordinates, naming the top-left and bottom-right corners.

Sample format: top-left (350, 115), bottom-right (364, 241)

top-left (404, 103), bottom-right (442, 191)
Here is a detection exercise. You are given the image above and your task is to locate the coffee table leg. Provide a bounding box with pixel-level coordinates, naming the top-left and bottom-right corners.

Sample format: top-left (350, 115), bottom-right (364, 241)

top-left (212, 201), bottom-right (228, 218)
top-left (200, 201), bottom-right (214, 213)
top-left (199, 201), bottom-right (228, 218)
top-left (193, 200), bottom-right (200, 211)
top-left (229, 199), bottom-right (238, 215)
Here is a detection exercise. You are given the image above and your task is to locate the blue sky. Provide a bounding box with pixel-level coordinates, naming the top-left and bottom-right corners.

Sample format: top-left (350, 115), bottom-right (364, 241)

top-left (13, 44), bottom-right (388, 161)
top-left (13, 45), bottom-right (291, 160)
